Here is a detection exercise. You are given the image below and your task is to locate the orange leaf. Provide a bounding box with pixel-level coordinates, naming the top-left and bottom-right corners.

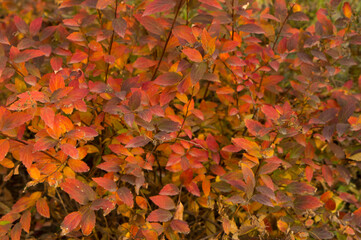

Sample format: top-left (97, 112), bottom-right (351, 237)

top-left (20, 210), bottom-right (31, 233)
top-left (68, 159), bottom-right (90, 173)
top-left (61, 211), bottom-right (82, 236)
top-left (40, 107), bottom-right (55, 129)
top-left (80, 209), bottom-right (96, 236)
top-left (343, 2), bottom-right (352, 19)
top-left (0, 139), bottom-right (9, 161)
top-left (182, 48), bottom-right (203, 62)
top-left (159, 184), bottom-right (179, 196)
top-left (61, 144), bottom-right (79, 159)
top-left (10, 222), bottom-right (22, 240)
top-left (36, 198), bottom-right (50, 218)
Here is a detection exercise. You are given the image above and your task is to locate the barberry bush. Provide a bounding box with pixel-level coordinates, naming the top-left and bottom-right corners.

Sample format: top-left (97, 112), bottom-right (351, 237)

top-left (0, 0), bottom-right (361, 239)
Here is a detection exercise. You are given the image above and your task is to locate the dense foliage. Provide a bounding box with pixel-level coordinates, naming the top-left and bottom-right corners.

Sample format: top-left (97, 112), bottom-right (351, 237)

top-left (0, 0), bottom-right (361, 239)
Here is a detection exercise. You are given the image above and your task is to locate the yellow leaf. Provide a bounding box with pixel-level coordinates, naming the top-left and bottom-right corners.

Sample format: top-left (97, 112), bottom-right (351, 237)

top-left (349, 152), bottom-right (361, 161)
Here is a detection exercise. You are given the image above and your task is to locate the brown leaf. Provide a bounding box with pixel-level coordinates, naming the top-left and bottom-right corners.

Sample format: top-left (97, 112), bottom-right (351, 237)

top-left (239, 24), bottom-right (265, 34)
top-left (170, 219), bottom-right (190, 234)
top-left (146, 209), bottom-right (172, 222)
top-left (112, 18), bottom-right (127, 38)
top-left (117, 187), bottom-right (134, 208)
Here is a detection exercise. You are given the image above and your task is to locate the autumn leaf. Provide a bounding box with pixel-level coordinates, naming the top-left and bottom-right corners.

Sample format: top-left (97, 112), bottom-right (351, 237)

top-left (159, 184), bottom-right (179, 196)
top-left (343, 2), bottom-right (352, 19)
top-left (112, 18), bottom-right (127, 38)
top-left (143, 0), bottom-right (176, 16)
top-left (0, 139), bottom-right (10, 162)
top-left (12, 49), bottom-right (44, 63)
top-left (36, 198), bottom-right (50, 218)
top-left (80, 209), bottom-right (96, 236)
top-left (93, 177), bottom-right (117, 192)
top-left (125, 136), bottom-right (151, 148)
top-left (294, 195), bottom-right (323, 210)
top-left (61, 178), bottom-right (96, 205)
top-left (239, 24), bottom-right (265, 34)
top-left (182, 48), bottom-right (203, 62)
top-left (170, 219), bottom-right (190, 234)
top-left (154, 72), bottom-right (182, 86)
top-left (150, 195), bottom-right (176, 210)
top-left (146, 209), bottom-right (172, 222)
top-left (117, 187), bottom-right (134, 208)
top-left (61, 211), bottom-right (82, 236)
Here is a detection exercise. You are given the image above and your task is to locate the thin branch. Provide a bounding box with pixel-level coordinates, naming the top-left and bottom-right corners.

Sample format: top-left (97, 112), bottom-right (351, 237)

top-left (272, 3), bottom-right (295, 51)
top-left (104, 0), bottom-right (119, 82)
top-left (150, 0), bottom-right (184, 81)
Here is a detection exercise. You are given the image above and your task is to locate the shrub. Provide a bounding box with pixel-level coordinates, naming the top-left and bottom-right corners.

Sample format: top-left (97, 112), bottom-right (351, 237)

top-left (0, 0), bottom-right (361, 239)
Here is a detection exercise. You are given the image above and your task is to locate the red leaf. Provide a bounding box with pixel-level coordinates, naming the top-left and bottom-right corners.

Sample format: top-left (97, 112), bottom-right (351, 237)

top-left (36, 198), bottom-right (50, 218)
top-left (0, 139), bottom-right (10, 161)
top-left (185, 182), bottom-right (200, 197)
top-left (50, 57), bottom-right (63, 72)
top-left (182, 48), bottom-right (203, 62)
top-left (170, 219), bottom-right (190, 234)
top-left (11, 222), bottom-right (22, 240)
top-left (68, 159), bottom-right (90, 173)
top-left (112, 18), bottom-right (127, 38)
top-left (294, 195), bottom-right (323, 210)
top-left (133, 57), bottom-right (157, 69)
top-left (14, 16), bottom-right (28, 34)
top-left (261, 105), bottom-right (280, 121)
top-left (61, 144), bottom-right (79, 159)
top-left (40, 107), bottom-right (55, 129)
top-left (13, 49), bottom-right (44, 63)
top-left (20, 210), bottom-right (31, 233)
top-left (125, 136), bottom-right (151, 148)
top-left (117, 187), bottom-right (134, 208)
top-left (154, 72), bottom-right (182, 86)
top-left (146, 209), bottom-right (172, 222)
top-left (180, 169), bottom-right (193, 185)
top-left (143, 0), bottom-right (176, 16)
top-left (29, 17), bottom-right (42, 36)
top-left (239, 24), bottom-right (265, 34)
top-left (159, 184), bottom-right (179, 196)
top-left (33, 137), bottom-right (57, 152)
top-left (91, 198), bottom-right (116, 216)
top-left (80, 209), bottom-right (96, 236)
top-left (69, 49), bottom-right (87, 64)
top-left (206, 134), bottom-right (219, 152)
top-left (322, 165), bottom-right (333, 187)
top-left (93, 177), bottom-right (117, 192)
top-left (61, 178), bottom-right (96, 205)
top-left (245, 119), bottom-right (270, 137)
top-left (198, 0), bottom-right (222, 9)
top-left (61, 211), bottom-right (82, 236)
top-left (173, 25), bottom-right (196, 44)
top-left (96, 0), bottom-right (112, 9)
top-left (150, 195), bottom-right (176, 210)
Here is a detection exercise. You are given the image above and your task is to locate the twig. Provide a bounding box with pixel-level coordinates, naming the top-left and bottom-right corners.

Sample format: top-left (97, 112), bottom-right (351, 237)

top-left (104, 0), bottom-right (119, 82)
top-left (272, 3), bottom-right (295, 51)
top-left (150, 0), bottom-right (184, 81)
